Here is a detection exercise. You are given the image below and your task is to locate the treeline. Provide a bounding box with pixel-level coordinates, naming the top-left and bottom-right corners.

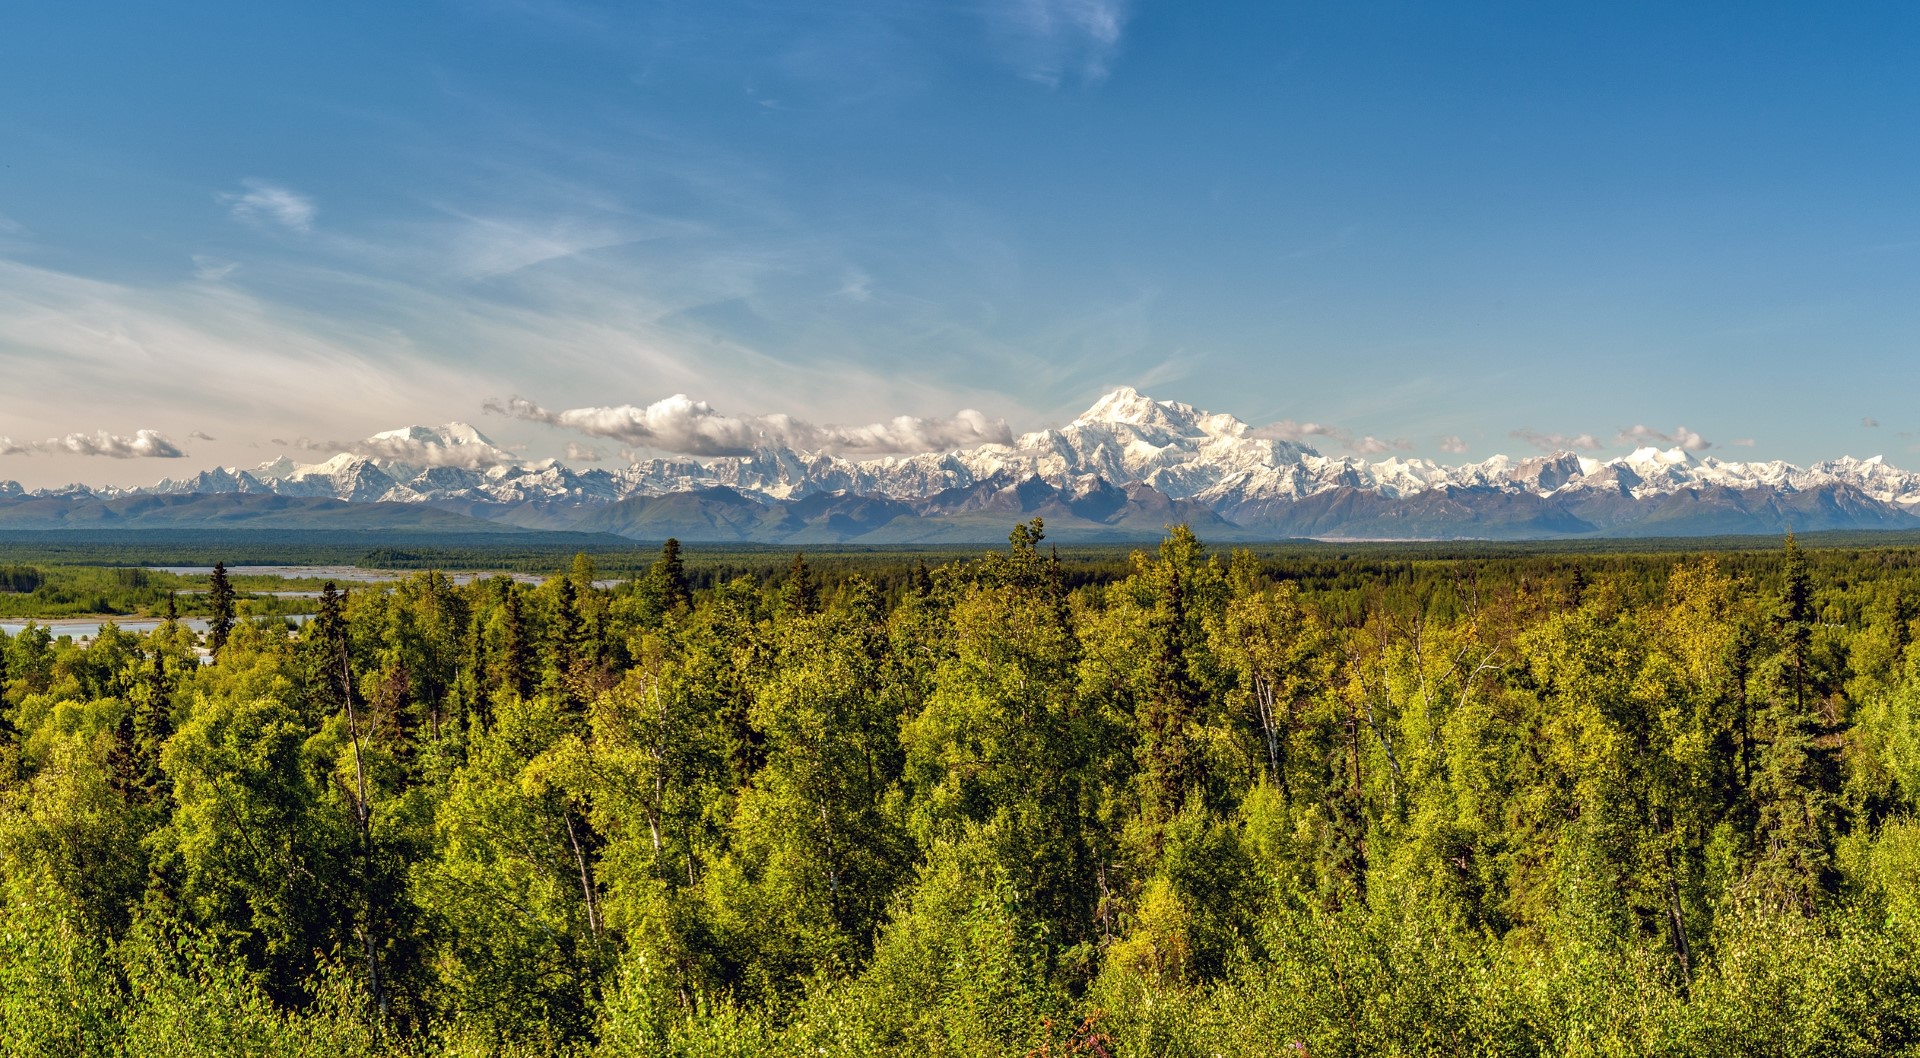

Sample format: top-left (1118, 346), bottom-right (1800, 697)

top-left (4, 526), bottom-right (1920, 1055)
top-left (0, 565), bottom-right (318, 622)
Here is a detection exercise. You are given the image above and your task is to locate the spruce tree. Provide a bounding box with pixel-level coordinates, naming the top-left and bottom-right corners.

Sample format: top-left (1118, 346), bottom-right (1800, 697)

top-left (498, 584), bottom-right (531, 699)
top-left (207, 560), bottom-right (236, 657)
top-left (1139, 550), bottom-right (1203, 825)
top-left (783, 552), bottom-right (820, 615)
top-left (548, 576), bottom-right (586, 706)
top-left (0, 631), bottom-right (13, 762)
top-left (651, 538), bottom-right (692, 612)
top-left (299, 583), bottom-right (351, 724)
top-left (1750, 534), bottom-right (1840, 911)
top-left (131, 645), bottom-right (173, 799)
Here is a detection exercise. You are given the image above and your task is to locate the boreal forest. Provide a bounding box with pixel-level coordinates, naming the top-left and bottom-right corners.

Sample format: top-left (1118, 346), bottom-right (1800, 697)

top-left (6, 525), bottom-right (1920, 1056)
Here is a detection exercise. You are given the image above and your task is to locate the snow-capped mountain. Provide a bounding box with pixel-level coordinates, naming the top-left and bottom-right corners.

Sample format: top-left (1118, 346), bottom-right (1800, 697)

top-left (7, 391), bottom-right (1920, 540)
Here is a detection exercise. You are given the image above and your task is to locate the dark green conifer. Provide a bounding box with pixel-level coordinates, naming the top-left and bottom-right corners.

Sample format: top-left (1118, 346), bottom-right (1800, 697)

top-left (207, 560), bottom-right (236, 657)
top-left (783, 552), bottom-right (820, 615)
top-left (498, 583), bottom-right (531, 699)
top-left (299, 582), bottom-right (351, 724)
top-left (651, 538), bottom-right (693, 612)
top-left (131, 645), bottom-right (173, 798)
top-left (1750, 534), bottom-right (1840, 911)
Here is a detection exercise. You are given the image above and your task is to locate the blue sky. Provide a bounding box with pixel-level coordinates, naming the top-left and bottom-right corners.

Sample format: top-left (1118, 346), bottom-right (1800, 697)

top-left (3, 1), bottom-right (1919, 485)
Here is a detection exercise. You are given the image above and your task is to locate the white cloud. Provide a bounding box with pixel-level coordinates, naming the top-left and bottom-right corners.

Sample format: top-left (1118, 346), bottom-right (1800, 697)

top-left (487, 393), bottom-right (1014, 456)
top-left (563, 441), bottom-right (604, 462)
top-left (1730, 438), bottom-right (1757, 447)
top-left (1614, 424), bottom-right (1712, 452)
top-left (188, 430), bottom-right (217, 442)
top-left (61, 430), bottom-right (185, 458)
top-left (1439, 435), bottom-right (1469, 454)
top-left (1511, 428), bottom-right (1604, 453)
top-left (0, 429), bottom-right (187, 459)
top-left (1863, 416), bottom-right (1881, 428)
top-left (987, 0), bottom-right (1131, 86)
top-left (221, 180), bottom-right (316, 233)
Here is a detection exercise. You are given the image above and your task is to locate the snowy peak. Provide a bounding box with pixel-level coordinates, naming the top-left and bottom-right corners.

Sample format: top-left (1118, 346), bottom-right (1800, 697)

top-left (251, 456), bottom-right (298, 481)
top-left (1074, 386), bottom-right (1171, 427)
top-left (1070, 387), bottom-right (1225, 436)
top-left (366, 422), bottom-right (496, 450)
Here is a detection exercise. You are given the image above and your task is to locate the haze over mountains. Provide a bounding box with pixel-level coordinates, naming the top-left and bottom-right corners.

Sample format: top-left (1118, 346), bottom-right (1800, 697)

top-left (5, 389), bottom-right (1919, 542)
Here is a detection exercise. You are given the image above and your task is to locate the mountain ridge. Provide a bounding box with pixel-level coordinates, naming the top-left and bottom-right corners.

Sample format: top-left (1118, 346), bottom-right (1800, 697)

top-left (6, 391), bottom-right (1919, 542)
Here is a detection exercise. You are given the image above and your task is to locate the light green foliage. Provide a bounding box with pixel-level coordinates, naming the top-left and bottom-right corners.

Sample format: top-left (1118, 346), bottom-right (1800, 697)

top-left (9, 534), bottom-right (1920, 1054)
top-left (414, 692), bottom-right (610, 1039)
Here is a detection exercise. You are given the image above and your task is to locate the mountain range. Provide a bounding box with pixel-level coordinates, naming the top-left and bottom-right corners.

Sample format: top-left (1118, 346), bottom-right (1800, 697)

top-left (6, 389), bottom-right (1920, 542)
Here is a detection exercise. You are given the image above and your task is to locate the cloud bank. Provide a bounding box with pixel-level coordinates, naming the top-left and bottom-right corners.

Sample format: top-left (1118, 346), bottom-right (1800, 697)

top-left (486, 394), bottom-right (1014, 456)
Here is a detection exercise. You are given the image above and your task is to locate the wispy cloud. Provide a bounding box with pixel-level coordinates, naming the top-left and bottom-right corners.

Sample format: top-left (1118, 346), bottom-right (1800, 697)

top-left (192, 255), bottom-right (239, 282)
top-left (1511, 428), bottom-right (1604, 453)
top-left (1615, 424), bottom-right (1712, 452)
top-left (986, 0), bottom-right (1131, 86)
top-left (437, 211), bottom-right (662, 280)
top-left (188, 430), bottom-right (217, 442)
top-left (1439, 435), bottom-right (1469, 454)
top-left (1863, 416), bottom-right (1881, 428)
top-left (0, 212), bottom-right (28, 254)
top-left (0, 258), bottom-right (499, 483)
top-left (221, 180), bottom-right (316, 233)
top-left (487, 393), bottom-right (1014, 455)
top-left (1353, 436), bottom-right (1413, 456)
top-left (563, 441), bottom-right (603, 462)
top-left (836, 269), bottom-right (874, 302)
top-left (1251, 419), bottom-right (1341, 444)
top-left (1253, 419), bottom-right (1410, 457)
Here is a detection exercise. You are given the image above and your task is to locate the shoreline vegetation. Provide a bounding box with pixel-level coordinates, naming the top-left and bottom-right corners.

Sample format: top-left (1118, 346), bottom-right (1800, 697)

top-left (4, 524), bottom-right (1920, 1054)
